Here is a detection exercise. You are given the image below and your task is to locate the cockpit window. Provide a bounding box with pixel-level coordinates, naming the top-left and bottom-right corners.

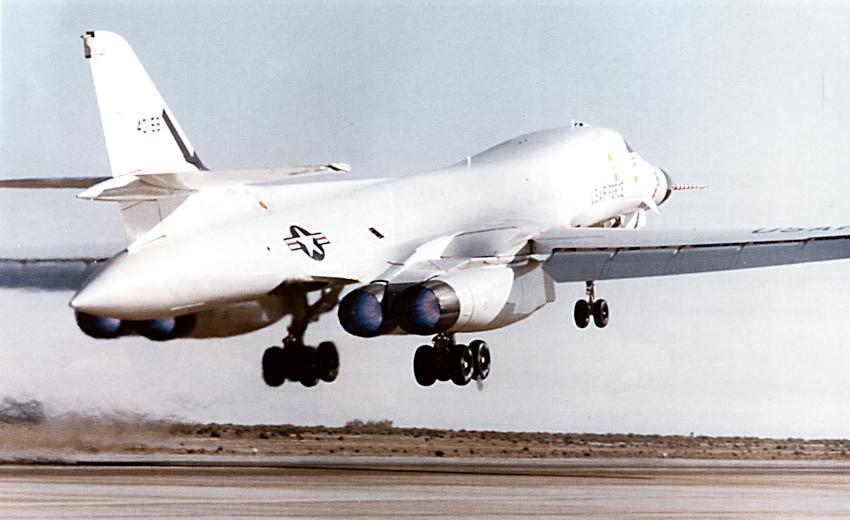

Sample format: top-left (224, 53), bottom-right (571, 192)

top-left (624, 140), bottom-right (635, 153)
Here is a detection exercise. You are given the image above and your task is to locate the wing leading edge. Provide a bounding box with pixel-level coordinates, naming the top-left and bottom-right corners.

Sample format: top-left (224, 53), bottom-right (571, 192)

top-left (533, 226), bottom-right (850, 282)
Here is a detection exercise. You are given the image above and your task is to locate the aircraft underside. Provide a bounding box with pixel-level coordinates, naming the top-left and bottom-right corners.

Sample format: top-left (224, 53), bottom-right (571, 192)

top-left (72, 272), bottom-right (615, 388)
top-left (260, 279), bottom-right (607, 388)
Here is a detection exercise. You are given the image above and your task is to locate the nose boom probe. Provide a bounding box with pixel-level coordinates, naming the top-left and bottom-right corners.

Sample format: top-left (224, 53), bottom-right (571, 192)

top-left (671, 183), bottom-right (707, 191)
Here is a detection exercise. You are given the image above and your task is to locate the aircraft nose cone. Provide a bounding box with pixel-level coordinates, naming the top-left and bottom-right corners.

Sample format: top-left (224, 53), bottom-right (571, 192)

top-left (658, 167), bottom-right (673, 204)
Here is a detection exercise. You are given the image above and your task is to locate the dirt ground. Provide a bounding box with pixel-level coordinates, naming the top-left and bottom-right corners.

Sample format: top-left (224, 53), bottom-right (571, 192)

top-left (3, 417), bottom-right (850, 461)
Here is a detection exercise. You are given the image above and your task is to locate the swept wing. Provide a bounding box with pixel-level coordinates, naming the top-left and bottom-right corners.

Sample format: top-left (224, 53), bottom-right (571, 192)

top-left (533, 226), bottom-right (850, 282)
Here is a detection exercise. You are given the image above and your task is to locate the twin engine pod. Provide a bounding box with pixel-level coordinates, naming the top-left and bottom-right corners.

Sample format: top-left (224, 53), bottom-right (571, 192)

top-left (337, 281), bottom-right (461, 337)
top-left (75, 312), bottom-right (197, 341)
top-left (75, 296), bottom-right (290, 341)
top-left (338, 266), bottom-right (529, 337)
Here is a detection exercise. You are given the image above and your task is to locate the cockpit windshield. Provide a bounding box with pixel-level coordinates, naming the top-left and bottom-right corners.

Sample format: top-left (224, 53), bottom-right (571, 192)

top-left (624, 140), bottom-right (635, 154)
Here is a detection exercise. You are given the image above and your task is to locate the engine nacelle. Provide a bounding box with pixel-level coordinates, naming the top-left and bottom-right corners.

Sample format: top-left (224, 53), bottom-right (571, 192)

top-left (395, 264), bottom-right (554, 335)
top-left (395, 280), bottom-right (461, 335)
top-left (133, 315), bottom-right (197, 341)
top-left (75, 295), bottom-right (289, 340)
top-left (188, 296), bottom-right (288, 338)
top-left (76, 312), bottom-right (196, 340)
top-left (337, 283), bottom-right (398, 337)
top-left (75, 312), bottom-right (125, 339)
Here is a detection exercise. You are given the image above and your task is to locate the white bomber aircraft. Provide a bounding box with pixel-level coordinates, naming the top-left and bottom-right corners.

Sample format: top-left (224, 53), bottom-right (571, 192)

top-left (4, 30), bottom-right (850, 388)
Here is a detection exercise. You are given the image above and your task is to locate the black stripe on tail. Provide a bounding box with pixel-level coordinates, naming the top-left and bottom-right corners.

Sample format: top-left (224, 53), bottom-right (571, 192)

top-left (161, 109), bottom-right (207, 171)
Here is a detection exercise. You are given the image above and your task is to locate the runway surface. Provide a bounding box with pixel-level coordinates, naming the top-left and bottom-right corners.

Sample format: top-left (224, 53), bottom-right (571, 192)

top-left (3, 456), bottom-right (850, 518)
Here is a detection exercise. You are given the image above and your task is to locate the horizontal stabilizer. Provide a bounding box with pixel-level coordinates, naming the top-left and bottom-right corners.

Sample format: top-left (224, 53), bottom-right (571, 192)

top-left (73, 163), bottom-right (350, 200)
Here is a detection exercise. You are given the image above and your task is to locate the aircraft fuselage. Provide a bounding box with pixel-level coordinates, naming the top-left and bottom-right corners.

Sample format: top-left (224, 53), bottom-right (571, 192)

top-left (71, 125), bottom-right (668, 321)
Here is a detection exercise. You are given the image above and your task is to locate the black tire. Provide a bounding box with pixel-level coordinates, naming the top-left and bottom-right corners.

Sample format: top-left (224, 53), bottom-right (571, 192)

top-left (470, 339), bottom-right (491, 380)
top-left (281, 344), bottom-right (300, 382)
top-left (261, 346), bottom-right (286, 387)
top-left (316, 341), bottom-right (340, 383)
top-left (574, 300), bottom-right (590, 328)
top-left (434, 347), bottom-right (451, 382)
top-left (592, 299), bottom-right (609, 328)
top-left (449, 344), bottom-right (473, 386)
top-left (413, 345), bottom-right (437, 386)
top-left (297, 346), bottom-right (319, 387)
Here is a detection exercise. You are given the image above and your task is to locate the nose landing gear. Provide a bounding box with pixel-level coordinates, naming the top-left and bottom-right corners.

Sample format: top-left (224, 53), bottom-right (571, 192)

top-left (413, 333), bottom-right (491, 387)
top-left (574, 281), bottom-right (609, 329)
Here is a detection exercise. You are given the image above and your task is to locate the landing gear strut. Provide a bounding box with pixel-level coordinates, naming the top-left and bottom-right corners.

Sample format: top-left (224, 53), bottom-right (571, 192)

top-left (574, 281), bottom-right (609, 328)
top-left (262, 287), bottom-right (342, 387)
top-left (413, 333), bottom-right (491, 387)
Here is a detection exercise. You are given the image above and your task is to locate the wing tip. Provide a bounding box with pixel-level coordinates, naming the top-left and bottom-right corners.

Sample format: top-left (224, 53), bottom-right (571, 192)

top-left (328, 162), bottom-right (351, 172)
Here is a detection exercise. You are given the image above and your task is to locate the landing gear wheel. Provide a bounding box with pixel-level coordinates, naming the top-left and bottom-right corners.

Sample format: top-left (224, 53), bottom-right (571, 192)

top-left (434, 348), bottom-right (451, 382)
top-left (262, 346), bottom-right (286, 387)
top-left (574, 300), bottom-right (591, 328)
top-left (316, 341), bottom-right (339, 383)
top-left (592, 299), bottom-right (609, 328)
top-left (413, 334), bottom-right (489, 387)
top-left (413, 345), bottom-right (437, 386)
top-left (470, 339), bottom-right (491, 380)
top-left (296, 346), bottom-right (319, 387)
top-left (449, 344), bottom-right (474, 386)
top-left (261, 286), bottom-right (343, 388)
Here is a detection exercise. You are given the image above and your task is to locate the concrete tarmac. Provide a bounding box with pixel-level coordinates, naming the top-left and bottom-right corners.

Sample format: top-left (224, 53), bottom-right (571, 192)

top-left (2, 456), bottom-right (850, 518)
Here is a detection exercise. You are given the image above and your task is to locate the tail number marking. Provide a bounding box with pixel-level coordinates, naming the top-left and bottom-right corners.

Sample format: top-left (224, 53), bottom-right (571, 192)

top-left (137, 116), bottom-right (163, 134)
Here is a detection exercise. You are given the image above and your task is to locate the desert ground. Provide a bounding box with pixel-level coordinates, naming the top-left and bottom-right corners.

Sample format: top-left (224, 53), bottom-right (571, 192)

top-left (5, 401), bottom-right (850, 518)
top-left (3, 409), bottom-right (850, 462)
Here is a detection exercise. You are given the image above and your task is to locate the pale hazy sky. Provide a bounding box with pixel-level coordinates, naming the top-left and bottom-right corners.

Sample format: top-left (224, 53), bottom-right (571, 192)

top-left (3, 1), bottom-right (850, 437)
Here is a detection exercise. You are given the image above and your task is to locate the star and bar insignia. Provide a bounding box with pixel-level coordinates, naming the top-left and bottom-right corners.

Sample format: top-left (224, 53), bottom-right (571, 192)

top-left (284, 225), bottom-right (330, 261)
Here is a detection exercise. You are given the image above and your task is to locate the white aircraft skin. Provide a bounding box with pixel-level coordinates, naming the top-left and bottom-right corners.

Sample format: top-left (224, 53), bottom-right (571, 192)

top-left (70, 125), bottom-right (668, 321)
top-left (7, 30), bottom-right (850, 388)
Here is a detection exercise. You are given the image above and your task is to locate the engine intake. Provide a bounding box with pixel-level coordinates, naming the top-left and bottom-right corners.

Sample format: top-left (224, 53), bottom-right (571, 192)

top-left (395, 281), bottom-right (461, 335)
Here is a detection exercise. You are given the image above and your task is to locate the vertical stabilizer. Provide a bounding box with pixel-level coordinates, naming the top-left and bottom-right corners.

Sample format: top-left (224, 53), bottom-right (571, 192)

top-left (82, 31), bottom-right (206, 243)
top-left (82, 31), bottom-right (206, 177)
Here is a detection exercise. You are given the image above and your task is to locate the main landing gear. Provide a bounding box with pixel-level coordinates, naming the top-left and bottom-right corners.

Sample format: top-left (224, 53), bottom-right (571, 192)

top-left (412, 333), bottom-right (491, 387)
top-left (574, 281), bottom-right (609, 329)
top-left (262, 287), bottom-right (342, 387)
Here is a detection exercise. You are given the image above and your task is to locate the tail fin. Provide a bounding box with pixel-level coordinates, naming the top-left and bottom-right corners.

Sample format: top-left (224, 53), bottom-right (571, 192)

top-left (82, 31), bottom-right (206, 243)
top-left (82, 31), bottom-right (206, 177)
